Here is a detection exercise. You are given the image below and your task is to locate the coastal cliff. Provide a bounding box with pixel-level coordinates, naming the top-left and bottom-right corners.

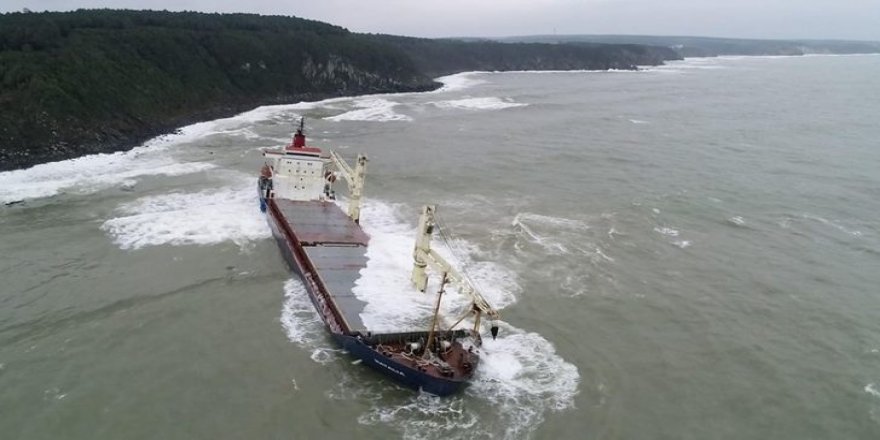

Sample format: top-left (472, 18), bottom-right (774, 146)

top-left (363, 35), bottom-right (680, 77)
top-left (0, 10), bottom-right (438, 170)
top-left (0, 10), bottom-right (687, 170)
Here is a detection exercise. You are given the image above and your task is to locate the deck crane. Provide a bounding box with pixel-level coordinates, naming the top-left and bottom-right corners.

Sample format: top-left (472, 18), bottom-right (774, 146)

top-left (328, 151), bottom-right (367, 224)
top-left (411, 205), bottom-right (501, 339)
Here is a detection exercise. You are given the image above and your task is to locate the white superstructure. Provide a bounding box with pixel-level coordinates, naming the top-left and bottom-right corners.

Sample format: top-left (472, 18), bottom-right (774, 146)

top-left (260, 124), bottom-right (367, 222)
top-left (263, 148), bottom-right (329, 201)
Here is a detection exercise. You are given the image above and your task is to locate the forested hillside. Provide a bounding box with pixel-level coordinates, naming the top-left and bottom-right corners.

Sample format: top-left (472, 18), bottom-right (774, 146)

top-left (0, 10), bottom-right (436, 170)
top-left (0, 10), bottom-right (679, 171)
top-left (363, 35), bottom-right (680, 77)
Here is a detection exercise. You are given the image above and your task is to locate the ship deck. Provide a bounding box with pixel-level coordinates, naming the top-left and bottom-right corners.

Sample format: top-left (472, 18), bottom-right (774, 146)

top-left (275, 199), bottom-right (370, 333)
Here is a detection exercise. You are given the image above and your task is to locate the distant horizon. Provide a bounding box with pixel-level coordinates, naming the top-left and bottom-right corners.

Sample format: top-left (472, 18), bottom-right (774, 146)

top-left (2, 8), bottom-right (879, 44)
top-left (2, 1), bottom-right (879, 42)
top-left (452, 33), bottom-right (880, 44)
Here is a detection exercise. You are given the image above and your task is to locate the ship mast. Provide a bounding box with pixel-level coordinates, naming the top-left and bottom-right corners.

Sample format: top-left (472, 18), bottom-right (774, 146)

top-left (423, 272), bottom-right (448, 357)
top-left (329, 151), bottom-right (368, 223)
top-left (411, 205), bottom-right (501, 339)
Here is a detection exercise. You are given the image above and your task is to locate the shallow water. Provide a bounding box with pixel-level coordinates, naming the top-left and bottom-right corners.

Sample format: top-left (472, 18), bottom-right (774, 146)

top-left (2, 55), bottom-right (879, 439)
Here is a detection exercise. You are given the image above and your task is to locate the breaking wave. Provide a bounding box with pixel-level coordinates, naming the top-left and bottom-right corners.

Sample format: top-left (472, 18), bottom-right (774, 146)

top-left (325, 98), bottom-right (412, 122)
top-left (0, 146), bottom-right (215, 205)
top-left (279, 200), bottom-right (580, 439)
top-left (353, 201), bottom-right (519, 332)
top-left (429, 97), bottom-right (527, 111)
top-left (434, 72), bottom-right (488, 92)
top-left (280, 279), bottom-right (343, 365)
top-left (654, 227), bottom-right (680, 237)
top-left (642, 57), bottom-right (730, 74)
top-left (100, 176), bottom-right (270, 250)
top-left (511, 212), bottom-right (591, 255)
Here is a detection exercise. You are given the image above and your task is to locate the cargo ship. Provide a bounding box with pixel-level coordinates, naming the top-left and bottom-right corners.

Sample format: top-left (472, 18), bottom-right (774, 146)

top-left (258, 120), bottom-right (500, 396)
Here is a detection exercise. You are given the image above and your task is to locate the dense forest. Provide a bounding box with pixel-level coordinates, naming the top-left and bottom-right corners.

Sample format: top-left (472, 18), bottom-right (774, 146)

top-left (0, 10), bottom-right (439, 170)
top-left (0, 10), bottom-right (675, 170)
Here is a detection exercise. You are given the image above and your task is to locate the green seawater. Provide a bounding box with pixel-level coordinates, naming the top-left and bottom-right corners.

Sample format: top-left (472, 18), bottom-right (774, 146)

top-left (1, 54), bottom-right (879, 439)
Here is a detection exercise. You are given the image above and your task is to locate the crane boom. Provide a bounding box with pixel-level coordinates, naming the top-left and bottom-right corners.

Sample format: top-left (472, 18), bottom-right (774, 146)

top-left (328, 151), bottom-right (367, 223)
top-left (411, 205), bottom-right (501, 323)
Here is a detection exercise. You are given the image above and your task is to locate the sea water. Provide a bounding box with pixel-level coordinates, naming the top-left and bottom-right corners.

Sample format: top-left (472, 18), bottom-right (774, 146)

top-left (1, 54), bottom-right (879, 439)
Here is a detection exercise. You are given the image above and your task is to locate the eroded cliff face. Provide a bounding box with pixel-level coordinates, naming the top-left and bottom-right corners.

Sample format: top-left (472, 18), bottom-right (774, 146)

top-left (300, 54), bottom-right (428, 92)
top-left (0, 10), bottom-right (680, 171)
top-left (362, 35), bottom-right (682, 78)
top-left (0, 11), bottom-right (436, 171)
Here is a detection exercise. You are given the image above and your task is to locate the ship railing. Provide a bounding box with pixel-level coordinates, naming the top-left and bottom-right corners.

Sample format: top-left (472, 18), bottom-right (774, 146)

top-left (352, 329), bottom-right (472, 346)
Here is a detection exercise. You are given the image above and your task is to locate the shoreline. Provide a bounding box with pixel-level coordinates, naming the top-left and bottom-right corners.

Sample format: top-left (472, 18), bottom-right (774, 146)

top-left (0, 83), bottom-right (441, 173)
top-left (4, 52), bottom-right (877, 175)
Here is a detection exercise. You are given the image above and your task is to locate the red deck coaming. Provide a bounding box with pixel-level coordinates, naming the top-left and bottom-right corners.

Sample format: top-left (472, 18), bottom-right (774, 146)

top-left (267, 199), bottom-right (353, 334)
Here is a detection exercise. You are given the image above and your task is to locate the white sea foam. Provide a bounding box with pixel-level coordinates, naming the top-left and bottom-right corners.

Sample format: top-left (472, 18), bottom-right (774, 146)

top-left (643, 58), bottom-right (729, 74)
top-left (0, 105), bottom-right (304, 205)
top-left (280, 279), bottom-right (324, 345)
top-left (100, 177), bottom-right (270, 250)
top-left (0, 146), bottom-right (215, 205)
top-left (510, 212), bottom-right (602, 259)
top-left (729, 216), bottom-right (746, 226)
top-left (434, 72), bottom-right (488, 92)
top-left (866, 383), bottom-right (880, 398)
top-left (325, 98), bottom-right (412, 122)
top-left (430, 97), bottom-right (527, 111)
top-left (802, 214), bottom-right (863, 237)
top-left (353, 201), bottom-right (519, 332)
top-left (513, 212), bottom-right (589, 230)
top-left (352, 202), bottom-right (436, 331)
top-left (483, 69), bottom-right (639, 75)
top-left (280, 279), bottom-right (343, 364)
top-left (0, 95), bottom-right (385, 205)
top-left (357, 321), bottom-right (580, 439)
top-left (472, 323), bottom-right (581, 413)
top-left (628, 119), bottom-right (649, 124)
top-left (654, 227), bottom-right (680, 237)
top-left (359, 394), bottom-right (479, 439)
top-left (673, 240), bottom-right (692, 249)
top-left (344, 201), bottom-right (578, 438)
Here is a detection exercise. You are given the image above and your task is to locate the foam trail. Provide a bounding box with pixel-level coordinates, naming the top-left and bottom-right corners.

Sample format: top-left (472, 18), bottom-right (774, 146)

top-left (654, 227), bottom-right (680, 237)
top-left (0, 93), bottom-right (381, 206)
top-left (101, 176), bottom-right (270, 250)
top-left (430, 97), bottom-right (527, 111)
top-left (280, 278), bottom-right (342, 364)
top-left (325, 98), bottom-right (412, 122)
top-left (342, 200), bottom-right (579, 439)
top-left (353, 201), bottom-right (519, 332)
top-left (642, 57), bottom-right (730, 74)
top-left (0, 150), bottom-right (215, 205)
top-left (511, 212), bottom-right (590, 255)
top-left (802, 213), bottom-right (863, 237)
top-left (434, 72), bottom-right (488, 92)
